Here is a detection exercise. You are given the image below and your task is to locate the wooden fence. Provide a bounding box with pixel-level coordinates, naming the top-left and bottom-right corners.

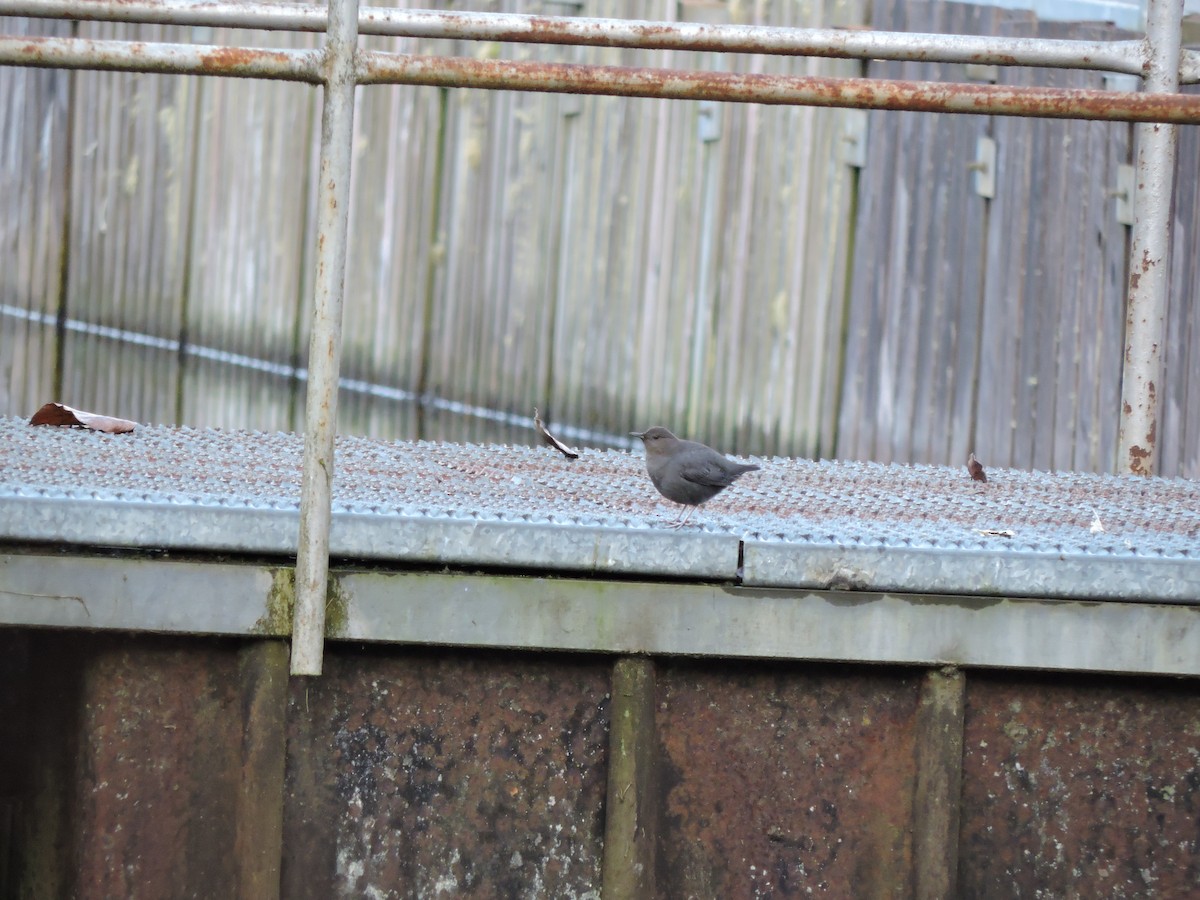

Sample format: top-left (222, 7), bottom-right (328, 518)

top-left (1, 0), bottom-right (1199, 475)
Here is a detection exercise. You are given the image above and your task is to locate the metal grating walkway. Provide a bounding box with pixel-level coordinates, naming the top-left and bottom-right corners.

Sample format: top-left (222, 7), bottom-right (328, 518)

top-left (1, 416), bottom-right (1197, 602)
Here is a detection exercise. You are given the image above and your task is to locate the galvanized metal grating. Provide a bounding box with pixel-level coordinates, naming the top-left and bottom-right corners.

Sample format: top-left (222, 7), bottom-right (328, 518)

top-left (0, 416), bottom-right (1197, 599)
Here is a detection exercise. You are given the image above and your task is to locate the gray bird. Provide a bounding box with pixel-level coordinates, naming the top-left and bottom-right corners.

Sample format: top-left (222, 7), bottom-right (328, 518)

top-left (630, 426), bottom-right (759, 528)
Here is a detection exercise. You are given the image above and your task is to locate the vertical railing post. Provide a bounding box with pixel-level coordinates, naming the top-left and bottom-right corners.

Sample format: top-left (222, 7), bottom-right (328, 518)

top-left (291, 0), bottom-right (360, 675)
top-left (1118, 0), bottom-right (1182, 476)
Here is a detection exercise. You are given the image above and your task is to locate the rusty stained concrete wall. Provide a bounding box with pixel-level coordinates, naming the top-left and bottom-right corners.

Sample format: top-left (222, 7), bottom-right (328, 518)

top-left (1, 631), bottom-right (251, 898)
top-left (75, 637), bottom-right (246, 895)
top-left (1, 630), bottom-right (1199, 898)
top-left (960, 672), bottom-right (1200, 898)
top-left (656, 662), bottom-right (921, 897)
top-left (281, 646), bottom-right (611, 898)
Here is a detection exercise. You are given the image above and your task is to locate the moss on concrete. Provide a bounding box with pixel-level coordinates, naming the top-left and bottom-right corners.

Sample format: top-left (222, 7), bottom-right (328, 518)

top-left (254, 569), bottom-right (295, 636)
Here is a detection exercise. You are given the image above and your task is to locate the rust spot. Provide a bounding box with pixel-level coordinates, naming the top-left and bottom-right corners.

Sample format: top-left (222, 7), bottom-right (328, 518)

top-left (1129, 271), bottom-right (1140, 290)
top-left (359, 54), bottom-right (1200, 124)
top-left (201, 46), bottom-right (260, 72)
top-left (1127, 444), bottom-right (1151, 475)
top-left (1123, 401), bottom-right (1133, 416)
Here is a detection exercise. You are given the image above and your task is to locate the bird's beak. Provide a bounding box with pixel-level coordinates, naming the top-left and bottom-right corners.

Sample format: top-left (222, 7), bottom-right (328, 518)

top-left (630, 431), bottom-right (645, 439)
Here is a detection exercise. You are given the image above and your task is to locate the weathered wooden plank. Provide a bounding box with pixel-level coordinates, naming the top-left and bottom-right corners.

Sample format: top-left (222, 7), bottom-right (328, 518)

top-left (980, 10), bottom-right (1039, 468)
top-left (837, 0), bottom-right (899, 462)
top-left (1097, 89), bottom-right (1134, 474)
top-left (1161, 84), bottom-right (1200, 478)
top-left (0, 17), bottom-right (70, 416)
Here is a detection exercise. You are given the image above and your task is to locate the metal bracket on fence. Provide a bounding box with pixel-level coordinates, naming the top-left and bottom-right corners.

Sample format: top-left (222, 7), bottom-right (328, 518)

top-left (697, 100), bottom-right (721, 142)
top-left (1104, 72), bottom-right (1142, 93)
top-left (1111, 163), bottom-right (1136, 225)
top-left (967, 136), bottom-right (996, 199)
top-left (840, 109), bottom-right (868, 168)
top-left (964, 63), bottom-right (999, 82)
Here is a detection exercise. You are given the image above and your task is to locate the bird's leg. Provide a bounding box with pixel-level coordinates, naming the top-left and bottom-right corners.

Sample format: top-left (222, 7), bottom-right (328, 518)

top-left (669, 505), bottom-right (696, 529)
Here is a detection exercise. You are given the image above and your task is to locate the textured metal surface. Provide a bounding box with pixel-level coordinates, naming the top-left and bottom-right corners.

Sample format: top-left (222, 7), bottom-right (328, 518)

top-left (959, 672), bottom-right (1200, 897)
top-left (281, 647), bottom-right (609, 898)
top-left (0, 417), bottom-right (744, 579)
top-left (656, 661), bottom-right (920, 896)
top-left (2, 417), bottom-right (1199, 599)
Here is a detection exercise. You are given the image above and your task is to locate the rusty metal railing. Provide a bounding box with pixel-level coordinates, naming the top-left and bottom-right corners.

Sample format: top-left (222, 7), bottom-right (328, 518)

top-left (0, 0), bottom-right (1190, 673)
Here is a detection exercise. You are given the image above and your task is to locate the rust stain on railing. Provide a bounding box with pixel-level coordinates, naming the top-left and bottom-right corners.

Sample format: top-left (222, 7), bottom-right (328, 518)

top-left (358, 53), bottom-right (1200, 124)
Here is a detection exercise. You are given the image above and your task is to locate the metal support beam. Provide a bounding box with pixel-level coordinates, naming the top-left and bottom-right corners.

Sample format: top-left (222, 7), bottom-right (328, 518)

top-left (5, 555), bottom-right (1200, 677)
top-left (1118, 0), bottom-right (1182, 475)
top-left (912, 667), bottom-right (966, 900)
top-left (602, 657), bottom-right (658, 898)
top-left (291, 0), bottom-right (360, 676)
top-left (233, 641), bottom-right (290, 900)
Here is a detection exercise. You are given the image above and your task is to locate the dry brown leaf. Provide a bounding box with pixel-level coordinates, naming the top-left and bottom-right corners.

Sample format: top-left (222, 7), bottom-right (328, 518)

top-left (967, 451), bottom-right (987, 483)
top-left (30, 403), bottom-right (136, 434)
top-left (533, 407), bottom-right (579, 459)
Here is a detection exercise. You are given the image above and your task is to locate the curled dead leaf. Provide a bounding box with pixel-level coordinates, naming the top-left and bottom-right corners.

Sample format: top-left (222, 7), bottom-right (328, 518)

top-left (533, 407), bottom-right (579, 459)
top-left (30, 403), bottom-right (136, 434)
top-left (967, 451), bottom-right (987, 483)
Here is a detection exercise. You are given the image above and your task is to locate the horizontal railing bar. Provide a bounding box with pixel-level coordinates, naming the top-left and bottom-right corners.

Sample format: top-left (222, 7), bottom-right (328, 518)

top-left (5, 34), bottom-right (1200, 122)
top-left (0, 33), bottom-right (323, 78)
top-left (364, 53), bottom-right (1200, 123)
top-left (0, 0), bottom-right (1152, 75)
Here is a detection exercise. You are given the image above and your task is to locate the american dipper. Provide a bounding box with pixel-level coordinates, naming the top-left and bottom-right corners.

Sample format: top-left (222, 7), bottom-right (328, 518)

top-left (630, 426), bottom-right (759, 527)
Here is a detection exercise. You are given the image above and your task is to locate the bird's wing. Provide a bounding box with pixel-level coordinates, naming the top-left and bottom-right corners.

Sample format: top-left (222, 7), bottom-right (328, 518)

top-left (677, 459), bottom-right (735, 488)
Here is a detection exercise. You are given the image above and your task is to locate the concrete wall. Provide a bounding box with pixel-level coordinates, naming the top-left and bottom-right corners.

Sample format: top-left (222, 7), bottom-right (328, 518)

top-left (2, 628), bottom-right (1197, 898)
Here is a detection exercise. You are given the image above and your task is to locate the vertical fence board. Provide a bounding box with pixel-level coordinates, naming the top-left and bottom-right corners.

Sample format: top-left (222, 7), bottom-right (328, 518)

top-left (0, 17), bottom-right (69, 417)
top-left (1161, 85), bottom-right (1200, 478)
top-left (840, 0), bottom-right (992, 467)
top-left (970, 11), bottom-right (1132, 475)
